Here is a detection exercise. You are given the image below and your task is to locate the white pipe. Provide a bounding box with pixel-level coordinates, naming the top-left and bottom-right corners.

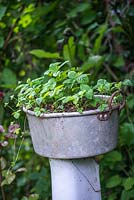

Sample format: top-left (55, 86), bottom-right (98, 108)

top-left (49, 158), bottom-right (101, 200)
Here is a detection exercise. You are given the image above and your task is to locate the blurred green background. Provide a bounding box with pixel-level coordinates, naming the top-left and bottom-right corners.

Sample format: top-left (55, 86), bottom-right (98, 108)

top-left (0, 0), bottom-right (134, 199)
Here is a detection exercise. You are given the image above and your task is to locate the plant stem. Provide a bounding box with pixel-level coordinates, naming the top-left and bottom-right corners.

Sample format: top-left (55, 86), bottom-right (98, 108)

top-left (14, 137), bottom-right (24, 164)
top-left (13, 138), bottom-right (17, 164)
top-left (1, 184), bottom-right (6, 200)
top-left (0, 159), bottom-right (6, 200)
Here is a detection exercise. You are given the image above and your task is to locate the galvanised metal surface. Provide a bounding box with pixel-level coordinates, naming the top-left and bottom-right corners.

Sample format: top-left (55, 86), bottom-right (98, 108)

top-left (49, 158), bottom-right (101, 200)
top-left (24, 106), bottom-right (119, 159)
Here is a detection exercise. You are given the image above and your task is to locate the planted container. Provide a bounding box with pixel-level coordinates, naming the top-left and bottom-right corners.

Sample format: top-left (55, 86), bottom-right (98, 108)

top-left (23, 91), bottom-right (125, 159)
top-left (16, 62), bottom-right (126, 159)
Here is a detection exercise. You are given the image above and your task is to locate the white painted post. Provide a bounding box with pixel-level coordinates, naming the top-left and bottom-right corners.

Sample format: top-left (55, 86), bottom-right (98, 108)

top-left (49, 158), bottom-right (101, 200)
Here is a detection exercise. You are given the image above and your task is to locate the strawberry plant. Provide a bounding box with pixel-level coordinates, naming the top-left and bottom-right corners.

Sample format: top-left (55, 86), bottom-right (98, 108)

top-left (15, 62), bottom-right (130, 117)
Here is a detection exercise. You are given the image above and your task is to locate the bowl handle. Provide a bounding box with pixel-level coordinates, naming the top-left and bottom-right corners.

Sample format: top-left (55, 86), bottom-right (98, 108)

top-left (108, 90), bottom-right (126, 112)
top-left (97, 90), bottom-right (126, 121)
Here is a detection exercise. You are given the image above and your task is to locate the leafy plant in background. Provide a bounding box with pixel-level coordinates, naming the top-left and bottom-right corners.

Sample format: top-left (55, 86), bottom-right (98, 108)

top-left (0, 122), bottom-right (44, 200)
top-left (0, 123), bottom-right (23, 200)
top-left (0, 0), bottom-right (133, 199)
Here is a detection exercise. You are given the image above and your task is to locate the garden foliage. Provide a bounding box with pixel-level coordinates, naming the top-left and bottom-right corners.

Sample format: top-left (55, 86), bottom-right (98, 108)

top-left (0, 0), bottom-right (134, 199)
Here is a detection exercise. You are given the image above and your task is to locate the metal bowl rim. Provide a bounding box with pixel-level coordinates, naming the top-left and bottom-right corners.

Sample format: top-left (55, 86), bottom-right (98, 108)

top-left (23, 95), bottom-right (119, 118)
